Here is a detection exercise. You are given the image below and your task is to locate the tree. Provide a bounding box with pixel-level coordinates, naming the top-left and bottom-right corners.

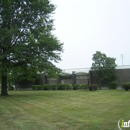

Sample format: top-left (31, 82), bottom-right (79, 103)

top-left (0, 0), bottom-right (63, 96)
top-left (91, 51), bottom-right (117, 87)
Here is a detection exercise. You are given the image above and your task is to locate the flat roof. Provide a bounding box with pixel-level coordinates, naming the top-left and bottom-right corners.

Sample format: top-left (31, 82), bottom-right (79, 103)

top-left (62, 68), bottom-right (90, 74)
top-left (62, 65), bottom-right (130, 74)
top-left (116, 65), bottom-right (130, 69)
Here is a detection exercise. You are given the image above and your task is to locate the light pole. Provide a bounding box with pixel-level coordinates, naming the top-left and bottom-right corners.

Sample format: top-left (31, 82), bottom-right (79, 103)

top-left (121, 54), bottom-right (124, 66)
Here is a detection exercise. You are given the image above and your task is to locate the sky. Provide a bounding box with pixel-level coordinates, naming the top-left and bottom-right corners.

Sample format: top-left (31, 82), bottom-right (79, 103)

top-left (51, 0), bottom-right (130, 69)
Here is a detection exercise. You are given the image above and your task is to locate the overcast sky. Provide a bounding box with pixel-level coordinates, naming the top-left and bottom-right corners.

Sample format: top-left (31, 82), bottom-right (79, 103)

top-left (52, 0), bottom-right (130, 69)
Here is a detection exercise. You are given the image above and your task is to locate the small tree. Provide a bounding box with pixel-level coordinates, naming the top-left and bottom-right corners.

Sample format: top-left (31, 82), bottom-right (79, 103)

top-left (91, 51), bottom-right (117, 88)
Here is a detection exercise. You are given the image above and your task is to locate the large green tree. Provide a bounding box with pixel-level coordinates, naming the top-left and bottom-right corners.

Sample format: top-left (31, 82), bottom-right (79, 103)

top-left (0, 0), bottom-right (63, 96)
top-left (91, 51), bottom-right (117, 87)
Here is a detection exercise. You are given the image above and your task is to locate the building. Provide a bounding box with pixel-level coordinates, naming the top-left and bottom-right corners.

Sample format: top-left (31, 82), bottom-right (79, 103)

top-left (90, 65), bottom-right (130, 87)
top-left (15, 65), bottom-right (130, 89)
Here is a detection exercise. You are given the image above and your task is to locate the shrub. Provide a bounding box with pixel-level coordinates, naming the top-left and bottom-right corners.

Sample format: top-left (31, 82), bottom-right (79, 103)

top-left (80, 84), bottom-right (88, 90)
top-left (32, 85), bottom-right (42, 90)
top-left (58, 84), bottom-right (66, 90)
top-left (43, 84), bottom-right (50, 90)
top-left (88, 84), bottom-right (98, 91)
top-left (66, 84), bottom-right (73, 90)
top-left (121, 82), bottom-right (130, 91)
top-left (79, 84), bottom-right (83, 89)
top-left (32, 85), bottom-right (37, 90)
top-left (73, 84), bottom-right (80, 90)
top-left (50, 84), bottom-right (57, 90)
top-left (37, 85), bottom-right (42, 90)
top-left (8, 86), bottom-right (14, 90)
top-left (109, 81), bottom-right (118, 89)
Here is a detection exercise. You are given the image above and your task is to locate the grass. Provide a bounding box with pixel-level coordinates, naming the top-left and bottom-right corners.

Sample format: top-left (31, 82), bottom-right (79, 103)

top-left (0, 90), bottom-right (130, 130)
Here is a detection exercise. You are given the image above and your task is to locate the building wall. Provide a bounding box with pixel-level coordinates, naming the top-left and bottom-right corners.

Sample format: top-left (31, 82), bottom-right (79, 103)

top-left (48, 79), bottom-right (57, 85)
top-left (76, 79), bottom-right (88, 84)
top-left (89, 71), bottom-right (99, 84)
top-left (76, 75), bottom-right (88, 84)
top-left (48, 74), bottom-right (88, 85)
top-left (15, 80), bottom-right (33, 90)
top-left (16, 68), bottom-right (130, 89)
top-left (115, 69), bottom-right (130, 85)
top-left (89, 68), bottom-right (130, 86)
top-left (61, 79), bottom-right (72, 84)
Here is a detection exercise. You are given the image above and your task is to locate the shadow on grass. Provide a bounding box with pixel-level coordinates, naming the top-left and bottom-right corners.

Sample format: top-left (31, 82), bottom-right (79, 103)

top-left (0, 89), bottom-right (128, 99)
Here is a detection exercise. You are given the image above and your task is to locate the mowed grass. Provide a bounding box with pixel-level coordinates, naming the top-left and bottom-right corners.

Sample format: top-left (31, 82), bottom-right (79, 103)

top-left (0, 90), bottom-right (130, 130)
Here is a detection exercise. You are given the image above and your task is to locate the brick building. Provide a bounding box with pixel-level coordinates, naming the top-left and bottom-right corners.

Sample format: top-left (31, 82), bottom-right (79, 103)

top-left (15, 66), bottom-right (130, 89)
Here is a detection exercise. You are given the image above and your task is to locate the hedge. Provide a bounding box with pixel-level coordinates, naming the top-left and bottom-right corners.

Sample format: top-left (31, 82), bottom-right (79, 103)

top-left (80, 84), bottom-right (88, 90)
top-left (109, 81), bottom-right (118, 89)
top-left (50, 84), bottom-right (57, 90)
top-left (88, 84), bottom-right (98, 91)
top-left (32, 85), bottom-right (42, 90)
top-left (8, 86), bottom-right (15, 90)
top-left (121, 82), bottom-right (130, 91)
top-left (43, 84), bottom-right (50, 90)
top-left (73, 84), bottom-right (80, 90)
top-left (58, 84), bottom-right (73, 90)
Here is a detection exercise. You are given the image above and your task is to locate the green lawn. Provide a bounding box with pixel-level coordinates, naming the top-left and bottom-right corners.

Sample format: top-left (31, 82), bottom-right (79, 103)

top-left (0, 90), bottom-right (130, 130)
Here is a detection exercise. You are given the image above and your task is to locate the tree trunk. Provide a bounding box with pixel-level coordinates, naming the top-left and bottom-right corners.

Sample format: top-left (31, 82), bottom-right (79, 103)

top-left (1, 74), bottom-right (8, 96)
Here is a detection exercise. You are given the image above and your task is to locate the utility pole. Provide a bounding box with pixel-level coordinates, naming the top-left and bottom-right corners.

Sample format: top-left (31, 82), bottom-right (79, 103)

top-left (121, 54), bottom-right (124, 66)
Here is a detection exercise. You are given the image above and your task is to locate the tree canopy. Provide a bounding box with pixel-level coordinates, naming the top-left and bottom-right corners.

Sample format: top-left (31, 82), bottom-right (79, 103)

top-left (0, 0), bottom-right (63, 95)
top-left (91, 51), bottom-right (117, 86)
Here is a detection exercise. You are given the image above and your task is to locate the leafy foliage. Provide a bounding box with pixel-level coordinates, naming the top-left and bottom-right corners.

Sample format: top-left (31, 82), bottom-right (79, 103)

top-left (121, 82), bottom-right (130, 91)
top-left (8, 86), bottom-right (15, 91)
top-left (109, 81), bottom-right (118, 89)
top-left (66, 84), bottom-right (73, 90)
top-left (73, 84), bottom-right (88, 90)
top-left (43, 84), bottom-right (50, 90)
top-left (0, 0), bottom-right (63, 95)
top-left (58, 84), bottom-right (66, 90)
top-left (91, 51), bottom-right (117, 86)
top-left (73, 84), bottom-right (80, 90)
top-left (57, 84), bottom-right (73, 90)
top-left (88, 84), bottom-right (98, 91)
top-left (80, 84), bottom-right (88, 90)
top-left (32, 85), bottom-right (42, 90)
top-left (50, 84), bottom-right (57, 90)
